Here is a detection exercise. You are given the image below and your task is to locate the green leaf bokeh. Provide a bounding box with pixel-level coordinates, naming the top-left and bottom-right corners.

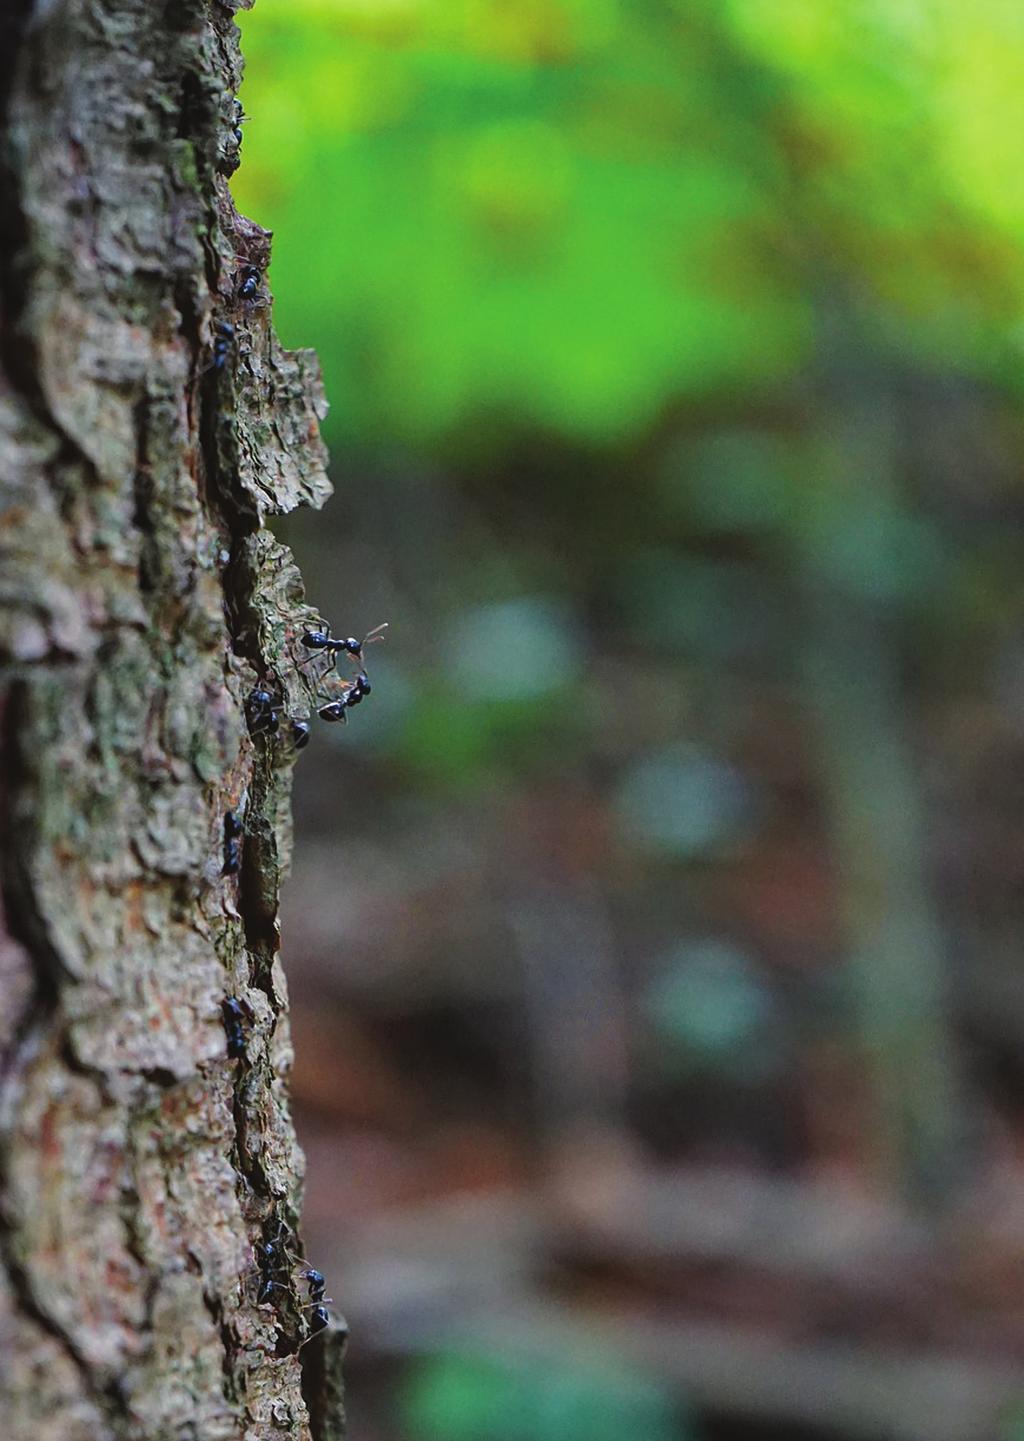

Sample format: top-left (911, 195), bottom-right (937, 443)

top-left (237, 0), bottom-right (1024, 453)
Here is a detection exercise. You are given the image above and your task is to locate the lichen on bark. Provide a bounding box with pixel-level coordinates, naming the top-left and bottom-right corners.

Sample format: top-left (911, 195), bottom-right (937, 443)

top-left (0, 2), bottom-right (341, 1437)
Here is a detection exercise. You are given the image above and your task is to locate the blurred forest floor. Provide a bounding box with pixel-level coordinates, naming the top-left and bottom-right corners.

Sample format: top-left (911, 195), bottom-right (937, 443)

top-left (235, 3), bottom-right (1024, 1438)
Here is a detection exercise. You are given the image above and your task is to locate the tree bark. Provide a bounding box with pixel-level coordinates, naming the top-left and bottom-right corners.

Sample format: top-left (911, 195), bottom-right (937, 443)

top-left (0, 2), bottom-right (342, 1437)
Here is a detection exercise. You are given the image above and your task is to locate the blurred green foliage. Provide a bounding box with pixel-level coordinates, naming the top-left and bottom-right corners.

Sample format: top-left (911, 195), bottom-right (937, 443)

top-left (240, 8), bottom-right (1024, 1429)
top-left (237, 0), bottom-right (1024, 451)
top-left (400, 1346), bottom-right (691, 1441)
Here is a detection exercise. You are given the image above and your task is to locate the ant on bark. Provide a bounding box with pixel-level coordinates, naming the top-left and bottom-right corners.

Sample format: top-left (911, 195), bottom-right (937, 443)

top-left (254, 1222), bottom-right (333, 1315)
top-left (244, 686), bottom-right (310, 752)
top-left (316, 671), bottom-right (370, 725)
top-left (222, 810), bottom-right (243, 875)
top-left (301, 622), bottom-right (388, 671)
top-left (221, 996), bottom-right (251, 1060)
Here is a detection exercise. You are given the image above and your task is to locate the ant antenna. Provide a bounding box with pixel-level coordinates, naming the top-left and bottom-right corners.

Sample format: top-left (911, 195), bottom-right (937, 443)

top-left (359, 622), bottom-right (389, 653)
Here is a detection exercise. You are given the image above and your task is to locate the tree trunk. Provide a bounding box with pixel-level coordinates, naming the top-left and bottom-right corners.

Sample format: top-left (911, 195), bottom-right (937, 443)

top-left (0, 3), bottom-right (343, 1437)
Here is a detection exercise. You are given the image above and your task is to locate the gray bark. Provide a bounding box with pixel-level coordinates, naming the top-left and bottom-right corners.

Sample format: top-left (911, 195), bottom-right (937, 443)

top-left (0, 2), bottom-right (343, 1437)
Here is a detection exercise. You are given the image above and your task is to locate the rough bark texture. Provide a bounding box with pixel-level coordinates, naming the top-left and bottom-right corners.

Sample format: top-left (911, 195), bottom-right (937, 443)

top-left (0, 2), bottom-right (344, 1437)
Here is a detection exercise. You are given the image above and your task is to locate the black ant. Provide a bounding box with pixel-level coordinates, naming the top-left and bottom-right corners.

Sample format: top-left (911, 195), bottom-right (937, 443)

top-left (222, 809), bottom-right (243, 875)
top-left (254, 1222), bottom-right (292, 1305)
top-left (245, 687), bottom-right (312, 755)
top-left (283, 1256), bottom-right (348, 1354)
top-left (237, 270), bottom-right (260, 304)
top-left (297, 1298), bottom-right (348, 1355)
top-left (316, 672), bottom-right (370, 725)
top-left (301, 622), bottom-right (388, 670)
top-left (304, 1268), bottom-right (327, 1302)
top-left (220, 100), bottom-right (246, 176)
top-left (245, 685), bottom-right (280, 737)
top-left (298, 623), bottom-right (385, 721)
top-left (346, 672), bottom-right (371, 705)
top-left (255, 1225), bottom-right (330, 1312)
top-left (224, 233), bottom-right (264, 305)
top-left (296, 1270), bottom-right (333, 1313)
top-left (210, 320), bottom-right (234, 372)
top-left (222, 996), bottom-right (250, 1060)
top-left (256, 1266), bottom-right (285, 1306)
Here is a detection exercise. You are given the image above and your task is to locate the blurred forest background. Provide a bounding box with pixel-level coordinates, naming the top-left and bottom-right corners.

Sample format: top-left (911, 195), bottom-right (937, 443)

top-left (234, 3), bottom-right (1024, 1438)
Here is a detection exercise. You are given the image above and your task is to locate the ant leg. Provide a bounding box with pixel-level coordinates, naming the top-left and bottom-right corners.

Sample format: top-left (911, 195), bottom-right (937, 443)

top-left (295, 649), bottom-right (339, 694)
top-left (296, 1308), bottom-right (331, 1352)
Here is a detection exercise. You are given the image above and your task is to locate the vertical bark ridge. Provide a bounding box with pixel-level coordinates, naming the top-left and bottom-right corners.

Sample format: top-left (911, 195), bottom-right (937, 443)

top-left (0, 2), bottom-right (338, 1437)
